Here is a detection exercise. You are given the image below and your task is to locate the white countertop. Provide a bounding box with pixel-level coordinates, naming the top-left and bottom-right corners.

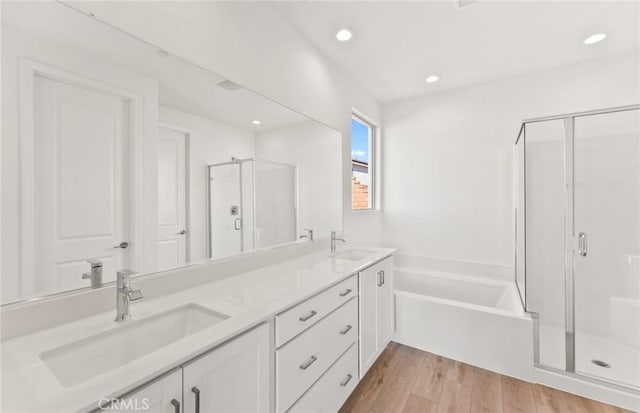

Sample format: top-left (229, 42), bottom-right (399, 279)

top-left (0, 246), bottom-right (394, 413)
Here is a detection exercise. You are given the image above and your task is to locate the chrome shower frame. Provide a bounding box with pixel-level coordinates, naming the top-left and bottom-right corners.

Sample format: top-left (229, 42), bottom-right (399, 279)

top-left (513, 104), bottom-right (640, 394)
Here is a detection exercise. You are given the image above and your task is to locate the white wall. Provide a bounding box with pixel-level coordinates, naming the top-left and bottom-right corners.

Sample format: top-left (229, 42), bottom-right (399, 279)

top-left (159, 107), bottom-right (255, 264)
top-left (382, 52), bottom-right (640, 269)
top-left (255, 121), bottom-right (343, 239)
top-left (66, 1), bottom-right (383, 245)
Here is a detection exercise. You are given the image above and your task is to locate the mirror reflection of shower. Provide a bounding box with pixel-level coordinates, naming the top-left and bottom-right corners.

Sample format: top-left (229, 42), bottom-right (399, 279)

top-left (208, 158), bottom-right (298, 260)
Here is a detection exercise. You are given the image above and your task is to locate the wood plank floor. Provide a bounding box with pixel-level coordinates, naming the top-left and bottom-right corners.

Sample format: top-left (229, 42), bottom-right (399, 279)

top-left (339, 343), bottom-right (634, 413)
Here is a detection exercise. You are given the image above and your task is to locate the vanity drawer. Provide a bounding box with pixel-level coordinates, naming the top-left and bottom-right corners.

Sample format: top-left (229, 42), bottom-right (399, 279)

top-left (276, 275), bottom-right (356, 347)
top-left (276, 298), bottom-right (358, 413)
top-left (288, 343), bottom-right (358, 413)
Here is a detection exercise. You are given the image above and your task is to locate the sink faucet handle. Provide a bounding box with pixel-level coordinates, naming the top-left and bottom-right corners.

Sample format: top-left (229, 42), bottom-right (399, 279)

top-left (128, 288), bottom-right (144, 301)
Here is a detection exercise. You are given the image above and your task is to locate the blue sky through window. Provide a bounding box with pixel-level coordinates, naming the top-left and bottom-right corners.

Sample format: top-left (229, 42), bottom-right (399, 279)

top-left (351, 118), bottom-right (369, 162)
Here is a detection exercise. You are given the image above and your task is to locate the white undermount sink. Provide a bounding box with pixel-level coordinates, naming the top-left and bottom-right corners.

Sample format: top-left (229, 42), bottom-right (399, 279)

top-left (40, 304), bottom-right (229, 387)
top-left (333, 249), bottom-right (377, 262)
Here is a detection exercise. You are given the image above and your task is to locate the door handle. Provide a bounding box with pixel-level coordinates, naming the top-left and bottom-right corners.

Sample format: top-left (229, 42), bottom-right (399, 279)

top-left (176, 229), bottom-right (187, 235)
top-left (381, 270), bottom-right (385, 285)
top-left (191, 387), bottom-right (200, 413)
top-left (578, 232), bottom-right (588, 257)
top-left (113, 241), bottom-right (129, 249)
top-left (234, 218), bottom-right (242, 230)
top-left (377, 271), bottom-right (383, 287)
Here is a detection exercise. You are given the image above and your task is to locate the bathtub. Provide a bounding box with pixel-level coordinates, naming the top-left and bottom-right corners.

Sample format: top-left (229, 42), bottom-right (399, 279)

top-left (394, 267), bottom-right (534, 380)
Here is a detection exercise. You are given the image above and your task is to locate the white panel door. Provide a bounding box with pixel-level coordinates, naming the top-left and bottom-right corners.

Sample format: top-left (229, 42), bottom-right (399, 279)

top-left (157, 126), bottom-right (187, 271)
top-left (183, 324), bottom-right (270, 413)
top-left (116, 369), bottom-right (182, 413)
top-left (33, 74), bottom-right (131, 293)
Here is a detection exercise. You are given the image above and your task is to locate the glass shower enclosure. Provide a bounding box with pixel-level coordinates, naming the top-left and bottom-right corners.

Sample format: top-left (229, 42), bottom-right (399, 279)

top-left (514, 105), bottom-right (640, 391)
top-left (208, 158), bottom-right (297, 260)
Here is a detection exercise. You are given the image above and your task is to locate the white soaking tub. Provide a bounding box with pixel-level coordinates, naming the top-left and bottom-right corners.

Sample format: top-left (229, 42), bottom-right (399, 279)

top-left (394, 268), bottom-right (534, 380)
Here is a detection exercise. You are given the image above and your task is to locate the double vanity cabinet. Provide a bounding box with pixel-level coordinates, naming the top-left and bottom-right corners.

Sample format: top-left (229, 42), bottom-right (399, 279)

top-left (0, 250), bottom-right (394, 413)
top-left (116, 255), bottom-right (393, 413)
top-left (115, 255), bottom-right (394, 413)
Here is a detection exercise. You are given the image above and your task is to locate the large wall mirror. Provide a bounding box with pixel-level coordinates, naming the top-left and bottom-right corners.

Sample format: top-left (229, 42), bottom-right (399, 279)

top-left (1, 2), bottom-right (343, 305)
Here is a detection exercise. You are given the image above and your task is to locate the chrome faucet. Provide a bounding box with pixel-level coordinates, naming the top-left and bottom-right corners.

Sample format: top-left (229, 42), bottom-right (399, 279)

top-left (300, 228), bottom-right (314, 241)
top-left (330, 231), bottom-right (346, 252)
top-left (82, 260), bottom-right (103, 288)
top-left (115, 270), bottom-right (143, 322)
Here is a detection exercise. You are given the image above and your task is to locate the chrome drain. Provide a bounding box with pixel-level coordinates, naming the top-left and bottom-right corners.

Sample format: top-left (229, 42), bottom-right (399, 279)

top-left (591, 359), bottom-right (611, 368)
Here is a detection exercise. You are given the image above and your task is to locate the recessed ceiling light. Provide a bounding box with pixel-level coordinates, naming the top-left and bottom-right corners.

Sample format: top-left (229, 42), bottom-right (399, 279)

top-left (584, 33), bottom-right (607, 45)
top-left (252, 120), bottom-right (262, 125)
top-left (335, 28), bottom-right (353, 42)
top-left (425, 75), bottom-right (440, 83)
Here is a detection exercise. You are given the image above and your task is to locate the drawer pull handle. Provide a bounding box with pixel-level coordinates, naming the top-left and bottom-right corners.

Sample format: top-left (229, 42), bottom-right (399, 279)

top-left (299, 355), bottom-right (318, 370)
top-left (170, 399), bottom-right (180, 413)
top-left (381, 270), bottom-right (385, 285)
top-left (340, 325), bottom-right (353, 335)
top-left (339, 288), bottom-right (352, 297)
top-left (299, 310), bottom-right (317, 322)
top-left (192, 387), bottom-right (200, 413)
top-left (377, 271), bottom-right (383, 287)
top-left (340, 374), bottom-right (353, 387)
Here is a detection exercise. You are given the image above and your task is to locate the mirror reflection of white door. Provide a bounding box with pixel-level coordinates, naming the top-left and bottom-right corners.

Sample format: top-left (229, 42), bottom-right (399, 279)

top-left (157, 125), bottom-right (188, 271)
top-left (33, 74), bottom-right (132, 293)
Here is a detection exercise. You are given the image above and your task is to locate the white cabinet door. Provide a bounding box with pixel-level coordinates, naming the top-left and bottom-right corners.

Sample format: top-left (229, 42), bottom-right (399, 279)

top-left (114, 369), bottom-right (182, 413)
top-left (183, 324), bottom-right (270, 413)
top-left (376, 257), bottom-right (394, 351)
top-left (358, 256), bottom-right (394, 377)
top-left (358, 263), bottom-right (379, 377)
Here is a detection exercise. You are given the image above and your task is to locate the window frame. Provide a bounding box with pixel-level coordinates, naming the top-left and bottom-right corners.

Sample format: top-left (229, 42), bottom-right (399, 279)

top-left (350, 113), bottom-right (376, 211)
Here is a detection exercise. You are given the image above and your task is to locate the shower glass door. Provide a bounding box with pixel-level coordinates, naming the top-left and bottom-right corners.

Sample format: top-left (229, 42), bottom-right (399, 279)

top-left (208, 162), bottom-right (243, 260)
top-left (573, 109), bottom-right (640, 389)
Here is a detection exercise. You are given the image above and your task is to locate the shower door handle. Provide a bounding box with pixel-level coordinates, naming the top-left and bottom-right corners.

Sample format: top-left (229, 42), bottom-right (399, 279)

top-left (234, 218), bottom-right (242, 230)
top-left (578, 232), bottom-right (587, 257)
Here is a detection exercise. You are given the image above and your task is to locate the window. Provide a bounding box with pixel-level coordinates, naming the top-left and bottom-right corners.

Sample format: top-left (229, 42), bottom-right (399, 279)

top-left (351, 114), bottom-right (375, 209)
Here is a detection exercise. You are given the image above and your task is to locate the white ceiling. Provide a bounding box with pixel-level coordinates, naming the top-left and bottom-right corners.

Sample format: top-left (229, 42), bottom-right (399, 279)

top-left (273, 1), bottom-right (640, 103)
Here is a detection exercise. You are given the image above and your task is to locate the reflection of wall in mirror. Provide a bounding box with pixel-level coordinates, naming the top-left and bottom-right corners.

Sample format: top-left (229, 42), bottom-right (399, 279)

top-left (255, 121), bottom-right (342, 240)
